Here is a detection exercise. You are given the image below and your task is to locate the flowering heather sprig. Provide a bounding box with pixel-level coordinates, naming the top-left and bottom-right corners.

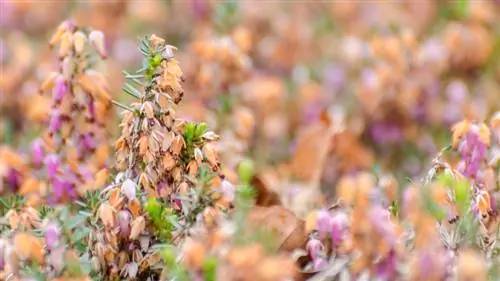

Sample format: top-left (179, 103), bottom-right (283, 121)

top-left (34, 20), bottom-right (112, 203)
top-left (304, 172), bottom-right (404, 279)
top-left (91, 34), bottom-right (231, 280)
top-left (0, 206), bottom-right (94, 280)
top-left (452, 120), bottom-right (491, 180)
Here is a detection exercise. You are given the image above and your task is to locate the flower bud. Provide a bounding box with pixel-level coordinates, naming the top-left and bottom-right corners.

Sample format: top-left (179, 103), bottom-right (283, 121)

top-left (73, 31), bottom-right (87, 55)
top-left (48, 110), bottom-right (62, 135)
top-left (30, 139), bottom-right (45, 166)
top-left (221, 179), bottom-right (235, 201)
top-left (44, 154), bottom-right (60, 179)
top-left (59, 32), bottom-right (73, 58)
top-left (117, 210), bottom-right (132, 237)
top-left (40, 72), bottom-right (59, 93)
top-left (89, 30), bottom-right (107, 59)
top-left (121, 179), bottom-right (136, 200)
top-left (306, 238), bottom-right (324, 259)
top-left (52, 76), bottom-right (68, 103)
top-left (44, 222), bottom-right (60, 249)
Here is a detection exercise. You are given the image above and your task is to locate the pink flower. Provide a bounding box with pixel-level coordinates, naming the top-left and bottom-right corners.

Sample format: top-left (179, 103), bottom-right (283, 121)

top-left (313, 257), bottom-right (327, 271)
top-left (306, 237), bottom-right (324, 259)
top-left (221, 179), bottom-right (235, 201)
top-left (44, 154), bottom-right (60, 179)
top-left (49, 110), bottom-right (62, 135)
top-left (52, 77), bottom-right (68, 103)
top-left (331, 212), bottom-right (348, 246)
top-left (30, 138), bottom-right (45, 166)
top-left (121, 179), bottom-right (136, 200)
top-left (316, 209), bottom-right (333, 238)
top-left (118, 210), bottom-right (132, 237)
top-left (44, 222), bottom-right (60, 249)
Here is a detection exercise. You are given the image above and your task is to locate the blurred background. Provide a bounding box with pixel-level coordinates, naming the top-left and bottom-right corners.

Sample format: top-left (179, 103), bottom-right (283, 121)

top-left (1, 0), bottom-right (500, 207)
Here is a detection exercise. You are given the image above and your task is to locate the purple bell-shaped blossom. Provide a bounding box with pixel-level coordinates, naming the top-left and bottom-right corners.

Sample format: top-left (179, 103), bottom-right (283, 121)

top-left (49, 110), bottom-right (62, 135)
top-left (52, 76), bottom-right (68, 103)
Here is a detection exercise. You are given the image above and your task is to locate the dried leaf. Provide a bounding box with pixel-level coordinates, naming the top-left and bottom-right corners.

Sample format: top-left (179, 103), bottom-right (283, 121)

top-left (251, 173), bottom-right (281, 207)
top-left (247, 206), bottom-right (307, 252)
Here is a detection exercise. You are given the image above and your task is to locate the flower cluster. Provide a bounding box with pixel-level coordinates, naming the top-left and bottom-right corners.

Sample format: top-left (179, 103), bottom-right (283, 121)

top-left (0, 20), bottom-right (111, 205)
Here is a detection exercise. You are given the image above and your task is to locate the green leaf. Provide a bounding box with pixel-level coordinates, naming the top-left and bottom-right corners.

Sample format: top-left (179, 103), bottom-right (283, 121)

top-left (455, 178), bottom-right (471, 214)
top-left (145, 198), bottom-right (163, 221)
top-left (72, 227), bottom-right (91, 243)
top-left (203, 257), bottom-right (218, 281)
top-left (66, 214), bottom-right (88, 230)
top-left (238, 159), bottom-right (254, 185)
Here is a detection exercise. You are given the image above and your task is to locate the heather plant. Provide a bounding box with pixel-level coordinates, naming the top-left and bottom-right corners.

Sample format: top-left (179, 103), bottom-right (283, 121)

top-left (89, 34), bottom-right (233, 280)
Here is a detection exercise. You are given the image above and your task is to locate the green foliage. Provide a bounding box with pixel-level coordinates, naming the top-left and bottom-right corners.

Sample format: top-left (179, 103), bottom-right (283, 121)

top-left (203, 256), bottom-right (218, 281)
top-left (389, 200), bottom-right (399, 218)
top-left (238, 159), bottom-right (255, 186)
top-left (160, 246), bottom-right (189, 281)
top-left (438, 173), bottom-right (471, 214)
top-left (183, 121), bottom-right (208, 147)
top-left (213, 1), bottom-right (240, 33)
top-left (421, 185), bottom-right (446, 221)
top-left (0, 194), bottom-right (25, 216)
top-left (145, 198), bottom-right (176, 241)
